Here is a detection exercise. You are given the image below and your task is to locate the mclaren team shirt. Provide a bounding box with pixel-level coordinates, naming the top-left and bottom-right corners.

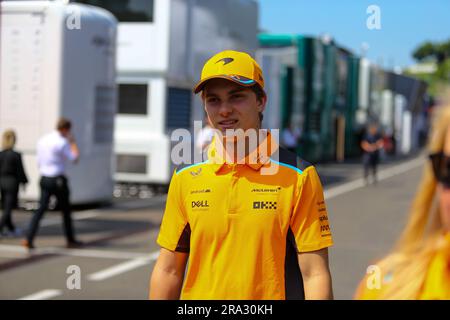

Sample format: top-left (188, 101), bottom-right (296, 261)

top-left (156, 131), bottom-right (333, 299)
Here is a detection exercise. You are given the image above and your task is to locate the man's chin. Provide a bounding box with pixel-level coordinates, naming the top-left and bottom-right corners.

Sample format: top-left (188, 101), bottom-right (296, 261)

top-left (219, 127), bottom-right (260, 142)
top-left (218, 129), bottom-right (238, 142)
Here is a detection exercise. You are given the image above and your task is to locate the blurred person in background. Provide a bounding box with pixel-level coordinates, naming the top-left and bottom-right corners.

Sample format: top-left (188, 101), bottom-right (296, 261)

top-left (355, 92), bottom-right (450, 299)
top-left (281, 121), bottom-right (302, 154)
top-left (150, 50), bottom-right (333, 300)
top-left (361, 123), bottom-right (384, 185)
top-left (382, 128), bottom-right (395, 156)
top-left (0, 130), bottom-right (28, 237)
top-left (23, 118), bottom-right (82, 249)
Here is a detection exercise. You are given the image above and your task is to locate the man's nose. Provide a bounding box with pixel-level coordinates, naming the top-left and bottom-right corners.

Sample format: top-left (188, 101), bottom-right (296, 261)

top-left (218, 102), bottom-right (233, 117)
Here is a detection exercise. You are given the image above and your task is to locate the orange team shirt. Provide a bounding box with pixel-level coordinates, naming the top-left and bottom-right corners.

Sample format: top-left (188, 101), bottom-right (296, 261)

top-left (156, 132), bottom-right (333, 299)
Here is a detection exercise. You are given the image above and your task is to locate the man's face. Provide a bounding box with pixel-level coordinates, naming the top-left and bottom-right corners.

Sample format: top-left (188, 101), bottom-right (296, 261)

top-left (369, 125), bottom-right (378, 135)
top-left (60, 128), bottom-right (70, 137)
top-left (203, 79), bottom-right (266, 134)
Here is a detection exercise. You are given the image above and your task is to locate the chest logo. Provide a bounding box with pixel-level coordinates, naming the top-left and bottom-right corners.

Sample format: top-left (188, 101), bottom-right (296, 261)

top-left (251, 187), bottom-right (281, 194)
top-left (190, 189), bottom-right (211, 194)
top-left (253, 201), bottom-right (277, 210)
top-left (190, 168), bottom-right (202, 177)
top-left (192, 200), bottom-right (209, 208)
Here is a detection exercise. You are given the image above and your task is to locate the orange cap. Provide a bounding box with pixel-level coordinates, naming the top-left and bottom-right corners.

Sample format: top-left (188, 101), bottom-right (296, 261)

top-left (194, 50), bottom-right (265, 94)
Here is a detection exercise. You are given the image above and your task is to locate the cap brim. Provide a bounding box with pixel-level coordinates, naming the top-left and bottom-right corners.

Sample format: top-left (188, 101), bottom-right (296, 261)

top-left (193, 75), bottom-right (256, 94)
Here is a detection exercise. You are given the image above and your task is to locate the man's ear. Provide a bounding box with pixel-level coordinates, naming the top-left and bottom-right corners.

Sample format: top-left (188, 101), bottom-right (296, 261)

top-left (257, 95), bottom-right (267, 113)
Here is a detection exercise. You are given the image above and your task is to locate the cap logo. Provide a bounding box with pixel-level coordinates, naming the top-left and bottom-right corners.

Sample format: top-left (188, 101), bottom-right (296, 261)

top-left (216, 57), bottom-right (234, 66)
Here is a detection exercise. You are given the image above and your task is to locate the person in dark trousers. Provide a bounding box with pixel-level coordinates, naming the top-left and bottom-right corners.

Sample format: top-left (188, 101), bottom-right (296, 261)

top-left (0, 130), bottom-right (28, 237)
top-left (361, 123), bottom-right (384, 185)
top-left (23, 118), bottom-right (82, 249)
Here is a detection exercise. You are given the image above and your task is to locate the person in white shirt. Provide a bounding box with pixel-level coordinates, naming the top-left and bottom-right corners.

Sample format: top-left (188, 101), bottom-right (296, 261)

top-left (23, 118), bottom-right (81, 249)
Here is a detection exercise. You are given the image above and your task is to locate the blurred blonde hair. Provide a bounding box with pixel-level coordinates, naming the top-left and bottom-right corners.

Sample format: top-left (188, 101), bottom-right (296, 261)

top-left (356, 89), bottom-right (450, 299)
top-left (1, 130), bottom-right (16, 150)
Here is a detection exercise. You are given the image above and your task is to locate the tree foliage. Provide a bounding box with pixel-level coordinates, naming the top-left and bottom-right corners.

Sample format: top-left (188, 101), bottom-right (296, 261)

top-left (413, 39), bottom-right (450, 64)
top-left (410, 39), bottom-right (450, 96)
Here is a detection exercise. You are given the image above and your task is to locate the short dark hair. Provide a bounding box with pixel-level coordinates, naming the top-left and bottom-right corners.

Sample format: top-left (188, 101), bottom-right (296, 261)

top-left (57, 118), bottom-right (72, 131)
top-left (250, 84), bottom-right (266, 102)
top-left (250, 85), bottom-right (266, 124)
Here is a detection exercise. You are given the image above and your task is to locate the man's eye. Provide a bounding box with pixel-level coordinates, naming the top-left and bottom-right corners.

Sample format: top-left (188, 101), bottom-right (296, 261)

top-left (231, 95), bottom-right (244, 100)
top-left (207, 98), bottom-right (219, 103)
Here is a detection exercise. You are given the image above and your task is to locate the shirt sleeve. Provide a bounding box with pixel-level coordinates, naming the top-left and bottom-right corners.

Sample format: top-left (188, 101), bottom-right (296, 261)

top-left (62, 141), bottom-right (77, 162)
top-left (156, 170), bottom-right (190, 253)
top-left (290, 166), bottom-right (333, 252)
top-left (16, 153), bottom-right (28, 184)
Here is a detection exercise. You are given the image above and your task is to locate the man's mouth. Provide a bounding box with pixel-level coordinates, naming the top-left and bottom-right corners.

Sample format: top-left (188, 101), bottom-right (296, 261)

top-left (218, 119), bottom-right (238, 129)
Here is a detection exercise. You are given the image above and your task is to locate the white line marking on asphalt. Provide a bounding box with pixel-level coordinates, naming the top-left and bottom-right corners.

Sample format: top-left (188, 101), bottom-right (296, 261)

top-left (0, 251), bottom-right (28, 259)
top-left (40, 210), bottom-right (102, 227)
top-left (148, 250), bottom-right (160, 261)
top-left (115, 195), bottom-right (167, 210)
top-left (35, 196), bottom-right (167, 228)
top-left (86, 250), bottom-right (160, 282)
top-left (0, 244), bottom-right (28, 254)
top-left (18, 289), bottom-right (62, 300)
top-left (57, 248), bottom-right (148, 260)
top-left (324, 156), bottom-right (424, 200)
top-left (0, 243), bottom-right (161, 281)
top-left (87, 258), bottom-right (151, 281)
top-left (0, 244), bottom-right (151, 260)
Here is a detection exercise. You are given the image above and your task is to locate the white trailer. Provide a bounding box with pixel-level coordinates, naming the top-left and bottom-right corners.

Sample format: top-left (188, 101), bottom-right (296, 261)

top-left (72, 0), bottom-right (259, 188)
top-left (0, 1), bottom-right (117, 204)
top-left (356, 58), bottom-right (371, 126)
top-left (256, 47), bottom-right (301, 131)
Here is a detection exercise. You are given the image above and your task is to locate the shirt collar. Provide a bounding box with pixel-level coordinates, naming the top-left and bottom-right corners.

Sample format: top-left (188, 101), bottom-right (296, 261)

top-left (207, 130), bottom-right (278, 173)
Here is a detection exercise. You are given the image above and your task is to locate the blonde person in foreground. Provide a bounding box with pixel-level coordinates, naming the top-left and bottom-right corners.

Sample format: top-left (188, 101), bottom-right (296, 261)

top-left (355, 91), bottom-right (450, 300)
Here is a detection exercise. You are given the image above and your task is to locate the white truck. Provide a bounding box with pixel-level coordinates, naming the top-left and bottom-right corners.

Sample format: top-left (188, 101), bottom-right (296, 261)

top-left (71, 0), bottom-right (259, 193)
top-left (0, 0), bottom-right (118, 204)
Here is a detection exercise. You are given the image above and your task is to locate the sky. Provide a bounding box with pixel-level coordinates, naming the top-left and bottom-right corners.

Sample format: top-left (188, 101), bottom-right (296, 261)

top-left (257, 0), bottom-right (450, 69)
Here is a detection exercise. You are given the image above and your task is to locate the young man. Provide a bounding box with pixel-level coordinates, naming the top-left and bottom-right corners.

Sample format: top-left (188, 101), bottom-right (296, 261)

top-left (149, 50), bottom-right (333, 300)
